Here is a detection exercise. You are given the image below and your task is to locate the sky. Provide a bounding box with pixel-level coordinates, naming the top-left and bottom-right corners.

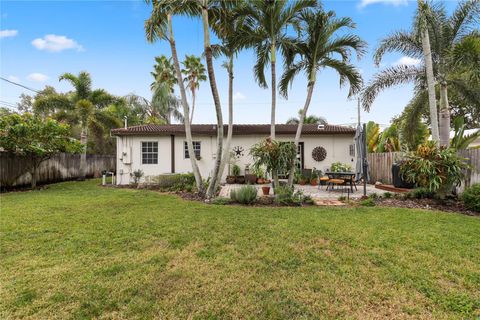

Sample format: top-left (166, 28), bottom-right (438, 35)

top-left (0, 0), bottom-right (458, 127)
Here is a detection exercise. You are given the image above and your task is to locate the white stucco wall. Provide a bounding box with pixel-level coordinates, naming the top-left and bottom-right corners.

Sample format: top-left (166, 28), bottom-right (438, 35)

top-left (116, 133), bottom-right (355, 185)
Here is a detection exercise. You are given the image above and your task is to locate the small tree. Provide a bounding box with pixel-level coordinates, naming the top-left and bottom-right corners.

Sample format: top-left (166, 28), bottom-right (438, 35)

top-left (249, 138), bottom-right (297, 189)
top-left (0, 114), bottom-right (82, 188)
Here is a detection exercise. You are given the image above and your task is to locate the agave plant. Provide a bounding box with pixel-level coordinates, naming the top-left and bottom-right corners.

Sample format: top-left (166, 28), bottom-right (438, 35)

top-left (451, 117), bottom-right (480, 150)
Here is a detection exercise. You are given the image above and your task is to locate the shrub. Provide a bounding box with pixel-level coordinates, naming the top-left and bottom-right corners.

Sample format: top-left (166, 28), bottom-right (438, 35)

top-left (232, 164), bottom-right (241, 177)
top-left (400, 141), bottom-right (469, 198)
top-left (274, 186), bottom-right (308, 206)
top-left (130, 169), bottom-right (144, 184)
top-left (338, 195), bottom-right (347, 201)
top-left (230, 185), bottom-right (257, 205)
top-left (461, 184), bottom-right (480, 212)
top-left (408, 187), bottom-right (435, 199)
top-left (360, 198), bottom-right (376, 207)
top-left (369, 193), bottom-right (379, 199)
top-left (211, 197), bottom-right (233, 205)
top-left (152, 173), bottom-right (195, 192)
top-left (383, 192), bottom-right (392, 198)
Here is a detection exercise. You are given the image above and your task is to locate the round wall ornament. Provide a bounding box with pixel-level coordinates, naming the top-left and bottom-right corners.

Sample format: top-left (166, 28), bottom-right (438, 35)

top-left (312, 146), bottom-right (327, 162)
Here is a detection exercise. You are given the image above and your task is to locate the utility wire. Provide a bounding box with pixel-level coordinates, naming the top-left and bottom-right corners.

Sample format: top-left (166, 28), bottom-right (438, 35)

top-left (0, 77), bottom-right (41, 94)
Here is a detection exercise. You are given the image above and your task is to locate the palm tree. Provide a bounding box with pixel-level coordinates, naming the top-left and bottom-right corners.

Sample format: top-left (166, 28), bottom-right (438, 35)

top-left (35, 71), bottom-right (121, 179)
top-left (145, 0), bottom-right (203, 191)
top-left (181, 55), bottom-right (206, 123)
top-left (279, 9), bottom-right (365, 186)
top-left (286, 109), bottom-right (328, 125)
top-left (151, 55), bottom-right (182, 123)
top-left (417, 0), bottom-right (439, 143)
top-left (237, 0), bottom-right (317, 139)
top-left (366, 121), bottom-right (381, 153)
top-left (124, 94), bottom-right (183, 124)
top-left (209, 0), bottom-right (245, 189)
top-left (362, 0), bottom-right (479, 147)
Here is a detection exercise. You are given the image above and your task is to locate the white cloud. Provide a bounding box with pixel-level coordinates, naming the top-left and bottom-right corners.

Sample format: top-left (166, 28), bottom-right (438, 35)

top-left (7, 75), bottom-right (19, 83)
top-left (393, 56), bottom-right (421, 66)
top-left (359, 0), bottom-right (408, 8)
top-left (233, 92), bottom-right (246, 101)
top-left (31, 34), bottom-right (84, 52)
top-left (0, 29), bottom-right (18, 38)
top-left (27, 73), bottom-right (49, 82)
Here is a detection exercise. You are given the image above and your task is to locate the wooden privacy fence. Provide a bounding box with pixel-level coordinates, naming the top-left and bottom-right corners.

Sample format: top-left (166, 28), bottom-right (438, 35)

top-left (367, 149), bottom-right (480, 189)
top-left (0, 153), bottom-right (116, 189)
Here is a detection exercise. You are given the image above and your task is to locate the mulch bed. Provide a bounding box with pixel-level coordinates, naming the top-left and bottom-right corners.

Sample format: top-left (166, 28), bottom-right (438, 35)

top-left (375, 198), bottom-right (479, 216)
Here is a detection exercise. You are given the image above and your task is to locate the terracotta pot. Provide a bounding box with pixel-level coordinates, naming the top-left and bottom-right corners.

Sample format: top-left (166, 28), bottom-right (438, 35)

top-left (245, 174), bottom-right (257, 185)
top-left (256, 178), bottom-right (265, 184)
top-left (226, 176), bottom-right (236, 184)
top-left (310, 180), bottom-right (318, 186)
top-left (235, 176), bottom-right (245, 184)
top-left (299, 180), bottom-right (306, 186)
top-left (261, 186), bottom-right (271, 196)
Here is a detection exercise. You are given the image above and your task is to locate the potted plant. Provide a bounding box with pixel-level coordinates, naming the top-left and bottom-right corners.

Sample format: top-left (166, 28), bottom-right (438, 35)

top-left (232, 164), bottom-right (244, 184)
top-left (244, 164), bottom-right (257, 184)
top-left (261, 185), bottom-right (271, 196)
top-left (253, 167), bottom-right (265, 184)
top-left (298, 174), bottom-right (307, 185)
top-left (310, 170), bottom-right (318, 186)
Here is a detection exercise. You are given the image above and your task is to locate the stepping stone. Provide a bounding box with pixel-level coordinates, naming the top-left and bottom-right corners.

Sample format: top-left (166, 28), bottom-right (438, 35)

top-left (313, 199), bottom-right (346, 206)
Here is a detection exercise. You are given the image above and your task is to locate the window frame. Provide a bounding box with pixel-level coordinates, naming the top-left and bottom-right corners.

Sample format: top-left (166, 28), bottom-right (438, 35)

top-left (184, 141), bottom-right (201, 159)
top-left (349, 144), bottom-right (355, 157)
top-left (141, 141), bottom-right (158, 165)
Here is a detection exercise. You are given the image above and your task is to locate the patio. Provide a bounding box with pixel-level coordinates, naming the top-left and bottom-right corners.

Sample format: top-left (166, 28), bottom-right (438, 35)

top-left (219, 183), bottom-right (379, 201)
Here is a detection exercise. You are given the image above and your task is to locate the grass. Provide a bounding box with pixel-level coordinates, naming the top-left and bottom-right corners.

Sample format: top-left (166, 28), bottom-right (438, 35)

top-left (1, 180), bottom-right (479, 319)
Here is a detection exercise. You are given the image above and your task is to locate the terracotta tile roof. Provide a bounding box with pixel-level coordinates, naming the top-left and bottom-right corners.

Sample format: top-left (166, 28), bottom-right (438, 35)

top-left (111, 124), bottom-right (355, 136)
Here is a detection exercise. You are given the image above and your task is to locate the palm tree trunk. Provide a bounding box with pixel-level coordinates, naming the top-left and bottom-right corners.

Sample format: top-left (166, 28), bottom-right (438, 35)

top-left (167, 13), bottom-right (203, 191)
top-left (201, 5), bottom-right (224, 199)
top-left (190, 89), bottom-right (196, 124)
top-left (79, 125), bottom-right (87, 180)
top-left (270, 43), bottom-right (276, 140)
top-left (418, 0), bottom-right (439, 143)
top-left (439, 81), bottom-right (451, 147)
top-left (287, 82), bottom-right (315, 187)
top-left (216, 55), bottom-right (234, 189)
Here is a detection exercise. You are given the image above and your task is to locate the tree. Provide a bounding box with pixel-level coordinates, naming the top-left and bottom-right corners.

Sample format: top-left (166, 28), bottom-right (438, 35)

top-left (377, 124), bottom-right (400, 152)
top-left (209, 0), bottom-right (245, 190)
top-left (237, 0), bottom-right (317, 139)
top-left (362, 0), bottom-right (479, 147)
top-left (181, 55), bottom-right (206, 123)
top-left (279, 9), bottom-right (365, 186)
top-left (417, 0), bottom-right (439, 143)
top-left (0, 114), bottom-right (82, 188)
top-left (366, 121), bottom-right (380, 153)
top-left (123, 94), bottom-right (183, 125)
top-left (16, 93), bottom-right (33, 113)
top-left (150, 55), bottom-right (183, 124)
top-left (286, 109), bottom-right (328, 125)
top-left (145, 0), bottom-right (204, 192)
top-left (34, 71), bottom-right (121, 179)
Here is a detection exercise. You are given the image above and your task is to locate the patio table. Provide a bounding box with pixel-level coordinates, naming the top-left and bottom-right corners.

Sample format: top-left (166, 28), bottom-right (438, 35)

top-left (324, 171), bottom-right (357, 192)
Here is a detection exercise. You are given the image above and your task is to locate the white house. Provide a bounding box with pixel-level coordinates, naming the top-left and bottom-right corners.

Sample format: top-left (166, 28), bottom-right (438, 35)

top-left (111, 124), bottom-right (356, 185)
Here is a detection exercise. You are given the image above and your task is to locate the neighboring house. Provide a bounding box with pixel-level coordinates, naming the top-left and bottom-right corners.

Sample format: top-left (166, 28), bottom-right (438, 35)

top-left (111, 124), bottom-right (356, 185)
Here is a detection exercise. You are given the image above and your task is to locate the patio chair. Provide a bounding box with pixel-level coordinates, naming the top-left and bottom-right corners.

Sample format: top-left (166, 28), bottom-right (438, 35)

top-left (326, 178), bottom-right (345, 191)
top-left (318, 176), bottom-right (330, 190)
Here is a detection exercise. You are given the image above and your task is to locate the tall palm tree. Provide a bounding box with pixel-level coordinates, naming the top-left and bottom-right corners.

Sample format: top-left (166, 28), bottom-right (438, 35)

top-left (35, 71), bottom-right (121, 179)
top-left (124, 94), bottom-right (183, 124)
top-left (237, 0), bottom-right (317, 139)
top-left (145, 0), bottom-right (203, 191)
top-left (150, 55), bottom-right (182, 123)
top-left (279, 9), bottom-right (365, 186)
top-left (209, 0), bottom-right (245, 189)
top-left (362, 0), bottom-right (479, 147)
top-left (181, 55), bottom-right (206, 123)
top-left (286, 109), bottom-right (328, 125)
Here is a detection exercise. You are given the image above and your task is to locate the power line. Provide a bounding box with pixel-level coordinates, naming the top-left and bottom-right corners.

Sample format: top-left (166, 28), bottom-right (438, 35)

top-left (0, 77), bottom-right (41, 94)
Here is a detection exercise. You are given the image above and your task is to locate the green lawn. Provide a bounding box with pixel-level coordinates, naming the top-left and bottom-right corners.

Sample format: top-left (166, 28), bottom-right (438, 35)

top-left (1, 180), bottom-right (479, 319)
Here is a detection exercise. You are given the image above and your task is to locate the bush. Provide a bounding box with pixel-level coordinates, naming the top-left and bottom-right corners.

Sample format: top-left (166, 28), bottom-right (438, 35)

top-left (360, 198), bottom-right (376, 207)
top-left (274, 186), bottom-right (308, 206)
top-left (338, 195), bottom-right (347, 201)
top-left (383, 192), bottom-right (392, 198)
top-left (130, 169), bottom-right (144, 184)
top-left (461, 184), bottom-right (480, 212)
top-left (408, 187), bottom-right (435, 199)
top-left (369, 193), bottom-right (379, 199)
top-left (230, 185), bottom-right (257, 205)
top-left (152, 173), bottom-right (195, 192)
top-left (400, 141), bottom-right (469, 197)
top-left (211, 197), bottom-right (233, 205)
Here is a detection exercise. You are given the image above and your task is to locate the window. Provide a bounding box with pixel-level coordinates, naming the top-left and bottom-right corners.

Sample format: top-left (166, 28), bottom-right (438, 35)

top-left (142, 141), bottom-right (158, 164)
top-left (349, 144), bottom-right (355, 157)
top-left (184, 141), bottom-right (201, 159)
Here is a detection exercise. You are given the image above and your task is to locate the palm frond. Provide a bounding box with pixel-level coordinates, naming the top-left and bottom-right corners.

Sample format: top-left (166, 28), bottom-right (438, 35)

top-left (373, 31), bottom-right (423, 66)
